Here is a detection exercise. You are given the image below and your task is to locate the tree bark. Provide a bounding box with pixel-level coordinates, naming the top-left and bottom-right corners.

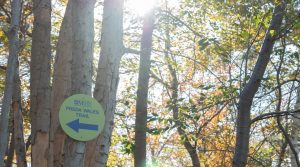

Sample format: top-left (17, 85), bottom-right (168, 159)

top-left (30, 0), bottom-right (51, 165)
top-left (84, 0), bottom-right (124, 166)
top-left (291, 88), bottom-right (300, 167)
top-left (12, 64), bottom-right (27, 167)
top-left (62, 0), bottom-right (95, 166)
top-left (134, 10), bottom-right (155, 167)
top-left (232, 3), bottom-right (285, 167)
top-left (5, 133), bottom-right (14, 167)
top-left (49, 2), bottom-right (72, 167)
top-left (0, 0), bottom-right (21, 165)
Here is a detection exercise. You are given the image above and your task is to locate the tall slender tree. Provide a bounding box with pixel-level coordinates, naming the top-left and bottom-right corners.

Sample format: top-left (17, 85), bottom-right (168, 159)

top-left (5, 131), bottom-right (14, 167)
top-left (164, 21), bottom-right (200, 167)
top-left (30, 0), bottom-right (51, 165)
top-left (291, 88), bottom-right (300, 167)
top-left (62, 0), bottom-right (95, 166)
top-left (0, 0), bottom-right (21, 165)
top-left (232, 3), bottom-right (286, 166)
top-left (12, 64), bottom-right (27, 167)
top-left (134, 9), bottom-right (155, 167)
top-left (84, 0), bottom-right (124, 166)
top-left (49, 2), bottom-right (72, 166)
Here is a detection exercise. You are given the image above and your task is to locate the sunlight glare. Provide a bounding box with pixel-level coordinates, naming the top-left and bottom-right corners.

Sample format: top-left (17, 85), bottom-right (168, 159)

top-left (127, 0), bottom-right (157, 16)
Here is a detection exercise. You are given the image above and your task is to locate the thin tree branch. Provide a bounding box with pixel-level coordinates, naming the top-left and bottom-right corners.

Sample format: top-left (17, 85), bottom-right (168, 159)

top-left (196, 103), bottom-right (228, 138)
top-left (123, 47), bottom-right (140, 55)
top-left (149, 70), bottom-right (170, 89)
top-left (159, 9), bottom-right (201, 37)
top-left (251, 109), bottom-right (300, 124)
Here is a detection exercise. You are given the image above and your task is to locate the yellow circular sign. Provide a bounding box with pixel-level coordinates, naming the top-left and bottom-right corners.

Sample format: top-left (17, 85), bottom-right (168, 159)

top-left (59, 94), bottom-right (105, 141)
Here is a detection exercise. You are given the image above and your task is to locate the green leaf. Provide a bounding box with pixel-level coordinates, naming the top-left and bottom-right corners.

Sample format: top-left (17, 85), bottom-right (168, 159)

top-left (269, 29), bottom-right (275, 37)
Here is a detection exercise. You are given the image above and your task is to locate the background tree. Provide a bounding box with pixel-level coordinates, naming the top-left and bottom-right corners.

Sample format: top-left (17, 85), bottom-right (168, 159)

top-left (134, 9), bottom-right (155, 167)
top-left (233, 3), bottom-right (285, 166)
top-left (291, 85), bottom-right (300, 166)
top-left (12, 63), bottom-right (27, 167)
top-left (0, 0), bottom-right (21, 165)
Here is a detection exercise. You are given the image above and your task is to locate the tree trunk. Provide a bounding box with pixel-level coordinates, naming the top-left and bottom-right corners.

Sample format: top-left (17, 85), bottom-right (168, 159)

top-left (291, 88), bottom-right (300, 167)
top-left (84, 0), bottom-right (124, 166)
top-left (12, 64), bottom-right (27, 167)
top-left (5, 133), bottom-right (14, 167)
top-left (62, 0), bottom-right (95, 166)
top-left (49, 2), bottom-right (72, 167)
top-left (30, 0), bottom-right (51, 166)
top-left (164, 27), bottom-right (200, 167)
top-left (134, 10), bottom-right (155, 167)
top-left (0, 0), bottom-right (21, 165)
top-left (232, 3), bottom-right (285, 167)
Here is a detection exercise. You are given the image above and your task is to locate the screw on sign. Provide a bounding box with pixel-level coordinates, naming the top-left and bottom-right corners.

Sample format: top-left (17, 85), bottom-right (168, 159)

top-left (59, 94), bottom-right (105, 141)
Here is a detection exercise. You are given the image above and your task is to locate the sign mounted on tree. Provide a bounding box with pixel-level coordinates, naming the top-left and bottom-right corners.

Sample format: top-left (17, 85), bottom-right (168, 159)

top-left (59, 94), bottom-right (105, 141)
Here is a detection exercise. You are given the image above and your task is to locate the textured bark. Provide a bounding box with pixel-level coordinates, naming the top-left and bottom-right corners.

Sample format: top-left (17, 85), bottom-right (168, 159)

top-left (291, 89), bottom-right (300, 167)
top-left (232, 3), bottom-right (285, 167)
top-left (49, 2), bottom-right (72, 167)
top-left (84, 0), bottom-right (124, 166)
top-left (134, 10), bottom-right (155, 167)
top-left (0, 0), bottom-right (21, 165)
top-left (5, 133), bottom-right (14, 167)
top-left (30, 0), bottom-right (51, 166)
top-left (62, 0), bottom-right (95, 166)
top-left (12, 66), bottom-right (27, 167)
